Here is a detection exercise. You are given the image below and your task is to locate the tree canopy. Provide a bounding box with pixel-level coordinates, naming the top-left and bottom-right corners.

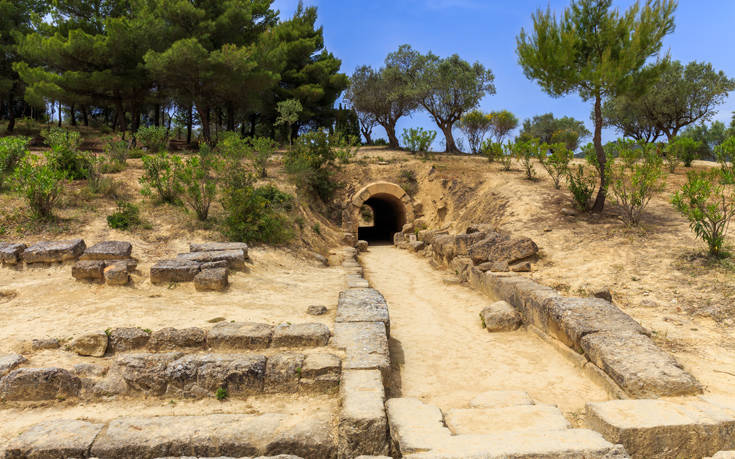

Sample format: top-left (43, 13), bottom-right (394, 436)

top-left (518, 113), bottom-right (590, 151)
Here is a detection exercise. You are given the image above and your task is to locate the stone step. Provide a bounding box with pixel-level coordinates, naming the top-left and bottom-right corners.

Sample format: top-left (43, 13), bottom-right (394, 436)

top-left (22, 239), bottom-right (86, 264)
top-left (338, 369), bottom-right (389, 458)
top-left (336, 288), bottom-right (390, 335)
top-left (444, 405), bottom-right (571, 435)
top-left (5, 412), bottom-right (335, 459)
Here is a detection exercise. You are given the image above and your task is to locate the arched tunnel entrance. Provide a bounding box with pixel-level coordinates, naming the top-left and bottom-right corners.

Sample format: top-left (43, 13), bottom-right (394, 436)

top-left (348, 181), bottom-right (415, 245)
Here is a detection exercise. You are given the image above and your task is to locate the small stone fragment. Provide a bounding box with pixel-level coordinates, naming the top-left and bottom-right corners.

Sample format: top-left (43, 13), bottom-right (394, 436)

top-left (593, 287), bottom-right (613, 302)
top-left (307, 305), bottom-right (328, 316)
top-left (0, 243), bottom-right (26, 264)
top-left (70, 332), bottom-right (108, 357)
top-left (480, 301), bottom-right (522, 332)
top-left (105, 263), bottom-right (130, 286)
top-left (194, 268), bottom-right (229, 291)
top-left (510, 261), bottom-right (532, 272)
top-left (0, 353), bottom-right (26, 377)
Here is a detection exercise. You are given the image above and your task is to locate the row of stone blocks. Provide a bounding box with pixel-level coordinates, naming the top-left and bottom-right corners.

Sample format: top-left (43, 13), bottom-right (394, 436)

top-left (150, 242), bottom-right (250, 291)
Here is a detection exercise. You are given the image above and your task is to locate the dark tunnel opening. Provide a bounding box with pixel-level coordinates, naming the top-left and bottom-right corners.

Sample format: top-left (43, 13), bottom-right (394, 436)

top-left (357, 193), bottom-right (407, 243)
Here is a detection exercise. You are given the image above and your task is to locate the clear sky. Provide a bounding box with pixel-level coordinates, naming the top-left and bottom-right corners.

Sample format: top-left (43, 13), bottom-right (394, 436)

top-left (272, 0), bottom-right (735, 148)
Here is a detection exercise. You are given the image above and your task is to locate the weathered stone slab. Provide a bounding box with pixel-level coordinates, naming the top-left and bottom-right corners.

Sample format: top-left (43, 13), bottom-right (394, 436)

top-left (339, 370), bottom-right (389, 458)
top-left (72, 260), bottom-right (106, 280)
top-left (32, 338), bottom-right (60, 351)
top-left (0, 367), bottom-right (81, 401)
top-left (116, 352), bottom-right (182, 395)
top-left (105, 262), bottom-right (131, 285)
top-left (586, 399), bottom-right (735, 459)
top-left (300, 353), bottom-right (341, 393)
top-left (195, 268), bottom-right (229, 291)
top-left (208, 322), bottom-right (273, 350)
top-left (385, 398), bottom-right (452, 455)
top-left (178, 249), bottom-right (245, 270)
top-left (70, 331), bottom-right (108, 357)
top-left (332, 322), bottom-right (390, 383)
top-left (581, 331), bottom-right (701, 398)
top-left (0, 353), bottom-right (26, 377)
top-left (356, 240), bottom-right (369, 252)
top-left (337, 288), bottom-right (390, 334)
top-left (710, 452), bottom-right (735, 459)
top-left (80, 240), bottom-right (132, 260)
top-left (150, 259), bottom-right (201, 284)
top-left (264, 352), bottom-right (304, 394)
top-left (0, 242), bottom-right (26, 264)
top-left (5, 419), bottom-right (105, 459)
top-left (149, 327), bottom-right (207, 351)
top-left (201, 260), bottom-right (229, 270)
top-left (480, 301), bottom-right (522, 332)
top-left (409, 241), bottom-right (425, 252)
top-left (444, 405), bottom-right (571, 435)
top-left (272, 323), bottom-right (330, 348)
top-left (166, 353), bottom-right (267, 396)
top-left (190, 241), bottom-right (249, 258)
top-left (22, 239), bottom-right (85, 264)
top-left (468, 236), bottom-right (538, 265)
top-left (90, 413), bottom-right (334, 458)
top-left (347, 275), bottom-right (370, 289)
top-left (469, 390), bottom-right (535, 409)
top-left (109, 327), bottom-right (150, 353)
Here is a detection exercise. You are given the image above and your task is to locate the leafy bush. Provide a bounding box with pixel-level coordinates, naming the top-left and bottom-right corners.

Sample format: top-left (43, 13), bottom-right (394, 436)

top-left (480, 140), bottom-right (503, 163)
top-left (567, 164), bottom-right (597, 211)
top-left (285, 131), bottom-right (341, 202)
top-left (512, 139), bottom-right (540, 180)
top-left (136, 126), bottom-right (169, 153)
top-left (401, 128), bottom-right (436, 157)
top-left (104, 138), bottom-right (130, 166)
top-left (537, 142), bottom-right (573, 189)
top-left (139, 152), bottom-right (183, 203)
top-left (107, 201), bottom-right (141, 230)
top-left (217, 132), bottom-right (250, 160)
top-left (667, 136), bottom-right (701, 169)
top-left (458, 110), bottom-right (492, 154)
top-left (499, 141), bottom-right (514, 171)
top-left (609, 140), bottom-right (666, 225)
top-left (247, 136), bottom-right (277, 177)
top-left (0, 136), bottom-right (29, 189)
top-left (42, 128), bottom-right (89, 180)
top-left (673, 170), bottom-right (735, 257)
top-left (12, 152), bottom-right (66, 218)
top-left (715, 137), bottom-right (735, 184)
top-left (177, 149), bottom-right (220, 221)
top-left (372, 138), bottom-right (389, 146)
top-left (399, 169), bottom-right (419, 196)
top-left (332, 133), bottom-right (361, 164)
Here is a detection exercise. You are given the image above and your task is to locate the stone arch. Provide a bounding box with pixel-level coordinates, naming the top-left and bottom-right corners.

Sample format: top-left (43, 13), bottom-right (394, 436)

top-left (348, 181), bottom-right (414, 243)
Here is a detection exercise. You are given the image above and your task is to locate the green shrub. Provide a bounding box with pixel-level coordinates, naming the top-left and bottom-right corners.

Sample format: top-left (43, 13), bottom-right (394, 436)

top-left (567, 164), bottom-right (597, 211)
top-left (104, 138), bottom-right (130, 167)
top-left (673, 170), bottom-right (735, 257)
top-left (458, 110), bottom-right (492, 154)
top-left (499, 142), bottom-right (514, 171)
top-left (215, 387), bottom-right (228, 401)
top-left (42, 128), bottom-right (89, 180)
top-left (512, 139), bottom-right (540, 180)
top-left (332, 133), bottom-right (361, 164)
top-left (12, 152), bottom-right (66, 218)
top-left (136, 126), bottom-right (169, 153)
top-left (85, 153), bottom-right (107, 193)
top-left (217, 132), bottom-right (250, 160)
top-left (247, 136), bottom-right (277, 177)
top-left (399, 169), bottom-right (419, 196)
top-left (667, 136), bottom-right (701, 168)
top-left (715, 137), bottom-right (735, 184)
top-left (312, 222), bottom-right (321, 235)
top-left (285, 131), bottom-right (341, 202)
top-left (0, 136), bottom-right (29, 189)
top-left (107, 201), bottom-right (141, 230)
top-left (177, 149), bottom-right (220, 221)
top-left (373, 138), bottom-right (389, 146)
top-left (401, 128), bottom-right (436, 157)
top-left (609, 140), bottom-right (666, 225)
top-left (480, 140), bottom-right (503, 163)
top-left (537, 142), bottom-right (572, 189)
top-left (140, 152), bottom-right (182, 204)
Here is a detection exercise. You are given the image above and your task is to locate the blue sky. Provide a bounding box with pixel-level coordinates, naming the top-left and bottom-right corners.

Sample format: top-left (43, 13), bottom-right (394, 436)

top-left (273, 0), bottom-right (735, 148)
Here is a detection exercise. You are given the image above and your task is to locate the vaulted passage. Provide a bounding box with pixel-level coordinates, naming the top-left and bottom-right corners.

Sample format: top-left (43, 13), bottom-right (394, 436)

top-left (358, 193), bottom-right (407, 243)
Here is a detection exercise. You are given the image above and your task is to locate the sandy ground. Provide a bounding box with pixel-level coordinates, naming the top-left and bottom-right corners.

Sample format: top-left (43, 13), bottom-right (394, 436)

top-left (361, 245), bottom-right (610, 418)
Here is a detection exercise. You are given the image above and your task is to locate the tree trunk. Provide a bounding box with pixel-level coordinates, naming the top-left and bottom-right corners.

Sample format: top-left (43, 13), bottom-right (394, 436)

top-left (58, 101), bottom-right (62, 127)
top-left (81, 105), bottom-right (89, 126)
top-left (227, 104), bottom-right (235, 132)
top-left (198, 105), bottom-right (211, 144)
top-left (591, 93), bottom-right (607, 213)
top-left (115, 98), bottom-right (127, 135)
top-left (383, 122), bottom-right (399, 149)
top-left (6, 91), bottom-right (16, 133)
top-left (70, 103), bottom-right (77, 126)
top-left (154, 104), bottom-right (160, 127)
top-left (240, 119), bottom-right (246, 138)
top-left (249, 113), bottom-right (257, 137)
top-left (441, 123), bottom-right (458, 153)
top-left (361, 126), bottom-right (373, 145)
top-left (187, 105), bottom-right (193, 144)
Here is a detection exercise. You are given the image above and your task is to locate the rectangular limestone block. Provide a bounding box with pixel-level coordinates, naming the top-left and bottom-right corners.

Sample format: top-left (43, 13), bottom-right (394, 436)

top-left (0, 243), bottom-right (26, 264)
top-left (190, 241), bottom-right (248, 259)
top-left (444, 405), bottom-right (571, 435)
top-left (165, 353), bottom-right (267, 396)
top-left (5, 420), bottom-right (105, 459)
top-left (272, 323), bottom-right (331, 348)
top-left (177, 249), bottom-right (245, 270)
top-left (580, 331), bottom-right (701, 398)
top-left (339, 369), bottom-right (389, 458)
top-left (22, 239), bottom-right (85, 264)
top-left (207, 322), bottom-right (273, 350)
top-left (80, 240), bottom-right (132, 260)
top-left (332, 322), bottom-right (390, 384)
top-left (385, 398), bottom-right (453, 455)
top-left (336, 288), bottom-right (390, 335)
top-left (586, 399), bottom-right (735, 459)
top-left (72, 260), bottom-right (106, 281)
top-left (150, 259), bottom-right (201, 284)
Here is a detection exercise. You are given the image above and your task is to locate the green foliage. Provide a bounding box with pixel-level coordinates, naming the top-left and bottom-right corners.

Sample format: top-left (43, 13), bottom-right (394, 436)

top-left (178, 149), bottom-right (220, 221)
top-left (0, 136), bottom-right (29, 189)
top-left (518, 114), bottom-right (589, 151)
top-left (247, 136), bottom-right (277, 178)
top-left (499, 142), bottom-right (514, 171)
top-left (136, 126), bottom-right (169, 153)
top-left (104, 138), bottom-right (130, 168)
top-left (458, 110), bottom-right (492, 154)
top-left (285, 131), bottom-right (342, 202)
top-left (12, 152), bottom-right (66, 218)
top-left (481, 140), bottom-right (503, 163)
top-left (42, 128), bottom-right (89, 180)
top-left (567, 164), bottom-right (597, 212)
top-left (139, 152), bottom-right (182, 204)
top-left (609, 140), bottom-right (666, 225)
top-left (312, 223), bottom-right (321, 235)
top-left (216, 387), bottom-right (228, 401)
top-left (512, 139), bottom-right (540, 180)
top-left (673, 170), bottom-right (735, 257)
top-left (399, 169), bottom-right (419, 196)
top-left (681, 121), bottom-right (730, 160)
top-left (537, 142), bottom-right (573, 189)
top-left (276, 99), bottom-right (303, 146)
top-left (107, 201), bottom-right (141, 230)
top-left (667, 136), bottom-right (702, 169)
top-left (217, 132), bottom-right (250, 160)
top-left (401, 127), bottom-right (436, 157)
top-left (715, 137), bottom-right (735, 184)
top-left (488, 110), bottom-right (519, 143)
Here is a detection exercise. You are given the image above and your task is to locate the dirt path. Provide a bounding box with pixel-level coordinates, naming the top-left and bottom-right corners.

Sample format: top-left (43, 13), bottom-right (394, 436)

top-left (361, 245), bottom-right (610, 416)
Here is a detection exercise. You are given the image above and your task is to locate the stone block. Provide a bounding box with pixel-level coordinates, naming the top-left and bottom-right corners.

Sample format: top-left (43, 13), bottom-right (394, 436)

top-left (444, 405), bottom-right (571, 435)
top-left (581, 331), bottom-right (702, 398)
top-left (150, 259), bottom-right (201, 284)
top-left (116, 352), bottom-right (182, 395)
top-left (190, 241), bottom-right (248, 259)
top-left (22, 239), bottom-right (85, 264)
top-left (468, 236), bottom-right (538, 265)
top-left (710, 453), bottom-right (735, 459)
top-left (0, 353), bottom-right (26, 377)
top-left (480, 301), bottom-right (522, 332)
top-left (70, 332), bottom-right (108, 357)
top-left (5, 420), bottom-right (104, 459)
top-left (300, 353), bottom-right (341, 394)
top-left (148, 327), bottom-right (207, 351)
top-left (194, 268), bottom-right (229, 291)
top-left (337, 288), bottom-right (390, 334)
top-left (0, 367), bottom-right (81, 401)
top-left (332, 322), bottom-right (390, 383)
top-left (31, 338), bottom-right (60, 351)
top-left (307, 305), bottom-right (328, 316)
top-left (347, 275), bottom-right (370, 289)
top-left (0, 243), bottom-right (26, 264)
top-left (385, 398), bottom-right (452, 455)
top-left (166, 353), bottom-right (267, 397)
top-left (104, 262), bottom-right (131, 285)
top-left (80, 240), bottom-right (132, 260)
top-left (208, 322), bottom-right (273, 350)
top-left (109, 327), bottom-right (151, 353)
top-left (272, 323), bottom-right (330, 348)
top-left (201, 260), bottom-right (229, 270)
top-left (356, 240), bottom-right (369, 252)
top-left (264, 352), bottom-right (305, 394)
top-left (477, 260), bottom-right (509, 272)
top-left (71, 260), bottom-right (106, 281)
top-left (408, 240), bottom-right (425, 252)
top-left (339, 370), bottom-right (389, 458)
top-left (469, 390), bottom-right (535, 409)
top-left (178, 249), bottom-right (245, 270)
